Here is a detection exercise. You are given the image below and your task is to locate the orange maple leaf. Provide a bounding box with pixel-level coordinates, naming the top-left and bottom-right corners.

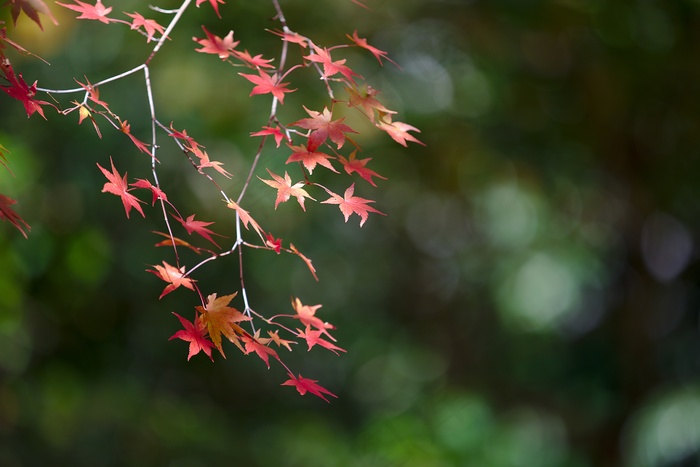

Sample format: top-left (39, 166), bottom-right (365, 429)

top-left (196, 293), bottom-right (251, 357)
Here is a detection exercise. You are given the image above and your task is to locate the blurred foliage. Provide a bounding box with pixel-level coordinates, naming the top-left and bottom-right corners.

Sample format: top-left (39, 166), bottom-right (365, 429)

top-left (2, 0), bottom-right (700, 465)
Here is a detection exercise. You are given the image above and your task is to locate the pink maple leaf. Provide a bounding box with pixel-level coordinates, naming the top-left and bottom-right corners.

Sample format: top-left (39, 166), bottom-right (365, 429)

top-left (56, 0), bottom-right (114, 24)
top-left (282, 373), bottom-right (337, 403)
top-left (96, 157), bottom-right (145, 219)
top-left (321, 183), bottom-right (385, 227)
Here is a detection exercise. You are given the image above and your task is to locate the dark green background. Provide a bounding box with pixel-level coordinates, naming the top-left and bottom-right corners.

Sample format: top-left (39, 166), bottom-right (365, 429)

top-left (2, 0), bottom-right (700, 465)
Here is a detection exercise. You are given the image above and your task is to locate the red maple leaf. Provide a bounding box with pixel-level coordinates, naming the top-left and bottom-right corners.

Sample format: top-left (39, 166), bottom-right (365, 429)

top-left (291, 106), bottom-right (357, 151)
top-left (1, 60), bottom-right (53, 118)
top-left (242, 330), bottom-right (278, 368)
top-left (193, 26), bottom-right (238, 59)
top-left (125, 12), bottom-right (165, 43)
top-left (56, 0), bottom-right (114, 24)
top-left (337, 151), bottom-right (386, 187)
top-left (304, 45), bottom-right (360, 83)
top-left (297, 325), bottom-right (346, 355)
top-left (130, 179), bottom-right (167, 206)
top-left (148, 261), bottom-right (196, 299)
top-left (169, 312), bottom-right (215, 361)
top-left (96, 157), bottom-right (145, 219)
top-left (265, 233), bottom-right (282, 253)
top-left (281, 373), bottom-right (337, 403)
top-left (376, 118), bottom-right (425, 147)
top-left (258, 169), bottom-right (315, 211)
top-left (195, 0), bottom-right (225, 18)
top-left (7, 0), bottom-right (58, 30)
top-left (232, 50), bottom-right (275, 69)
top-left (238, 70), bottom-right (295, 104)
top-left (250, 126), bottom-right (286, 148)
top-left (0, 193), bottom-right (30, 238)
top-left (321, 183), bottom-right (385, 227)
top-left (173, 213), bottom-right (224, 247)
top-left (286, 144), bottom-right (338, 175)
top-left (347, 30), bottom-right (399, 68)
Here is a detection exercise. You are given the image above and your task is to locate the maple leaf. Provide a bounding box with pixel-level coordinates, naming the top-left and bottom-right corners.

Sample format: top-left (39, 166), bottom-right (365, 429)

top-left (190, 146), bottom-right (232, 178)
top-left (286, 144), bottom-right (338, 175)
top-left (7, 0), bottom-right (58, 30)
top-left (226, 201), bottom-right (264, 241)
top-left (345, 85), bottom-right (395, 121)
top-left (0, 144), bottom-right (9, 173)
top-left (130, 179), bottom-right (167, 206)
top-left (125, 12), bottom-right (165, 43)
top-left (347, 30), bottom-right (399, 68)
top-left (195, 0), bottom-right (225, 18)
top-left (258, 169), bottom-right (315, 211)
top-left (250, 126), bottom-right (286, 148)
top-left (376, 118), bottom-right (426, 147)
top-left (304, 45), bottom-right (360, 83)
top-left (169, 123), bottom-right (201, 150)
top-left (232, 50), bottom-right (275, 69)
top-left (169, 312), bottom-right (215, 361)
top-left (0, 193), bottom-right (30, 238)
top-left (242, 330), bottom-right (278, 368)
top-left (337, 151), bottom-right (386, 187)
top-left (152, 231), bottom-right (212, 256)
top-left (238, 70), bottom-right (295, 104)
top-left (282, 373), bottom-right (337, 403)
top-left (173, 213), bottom-right (224, 247)
top-left (1, 60), bottom-right (53, 118)
top-left (148, 261), bottom-right (196, 299)
top-left (119, 120), bottom-right (149, 154)
top-left (291, 106), bottom-right (357, 151)
top-left (56, 0), bottom-right (114, 24)
top-left (73, 103), bottom-right (101, 138)
top-left (291, 297), bottom-right (334, 337)
top-left (265, 233), bottom-right (282, 254)
top-left (268, 29), bottom-right (308, 48)
top-left (290, 244), bottom-right (318, 281)
top-left (75, 77), bottom-right (109, 109)
top-left (96, 157), bottom-right (145, 219)
top-left (298, 326), bottom-right (346, 355)
top-left (196, 293), bottom-right (251, 356)
top-left (321, 183), bottom-right (385, 227)
top-left (193, 26), bottom-right (238, 60)
top-left (261, 330), bottom-right (295, 351)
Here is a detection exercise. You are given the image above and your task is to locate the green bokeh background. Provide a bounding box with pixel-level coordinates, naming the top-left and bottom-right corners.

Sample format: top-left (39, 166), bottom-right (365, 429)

top-left (2, 1), bottom-right (700, 466)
